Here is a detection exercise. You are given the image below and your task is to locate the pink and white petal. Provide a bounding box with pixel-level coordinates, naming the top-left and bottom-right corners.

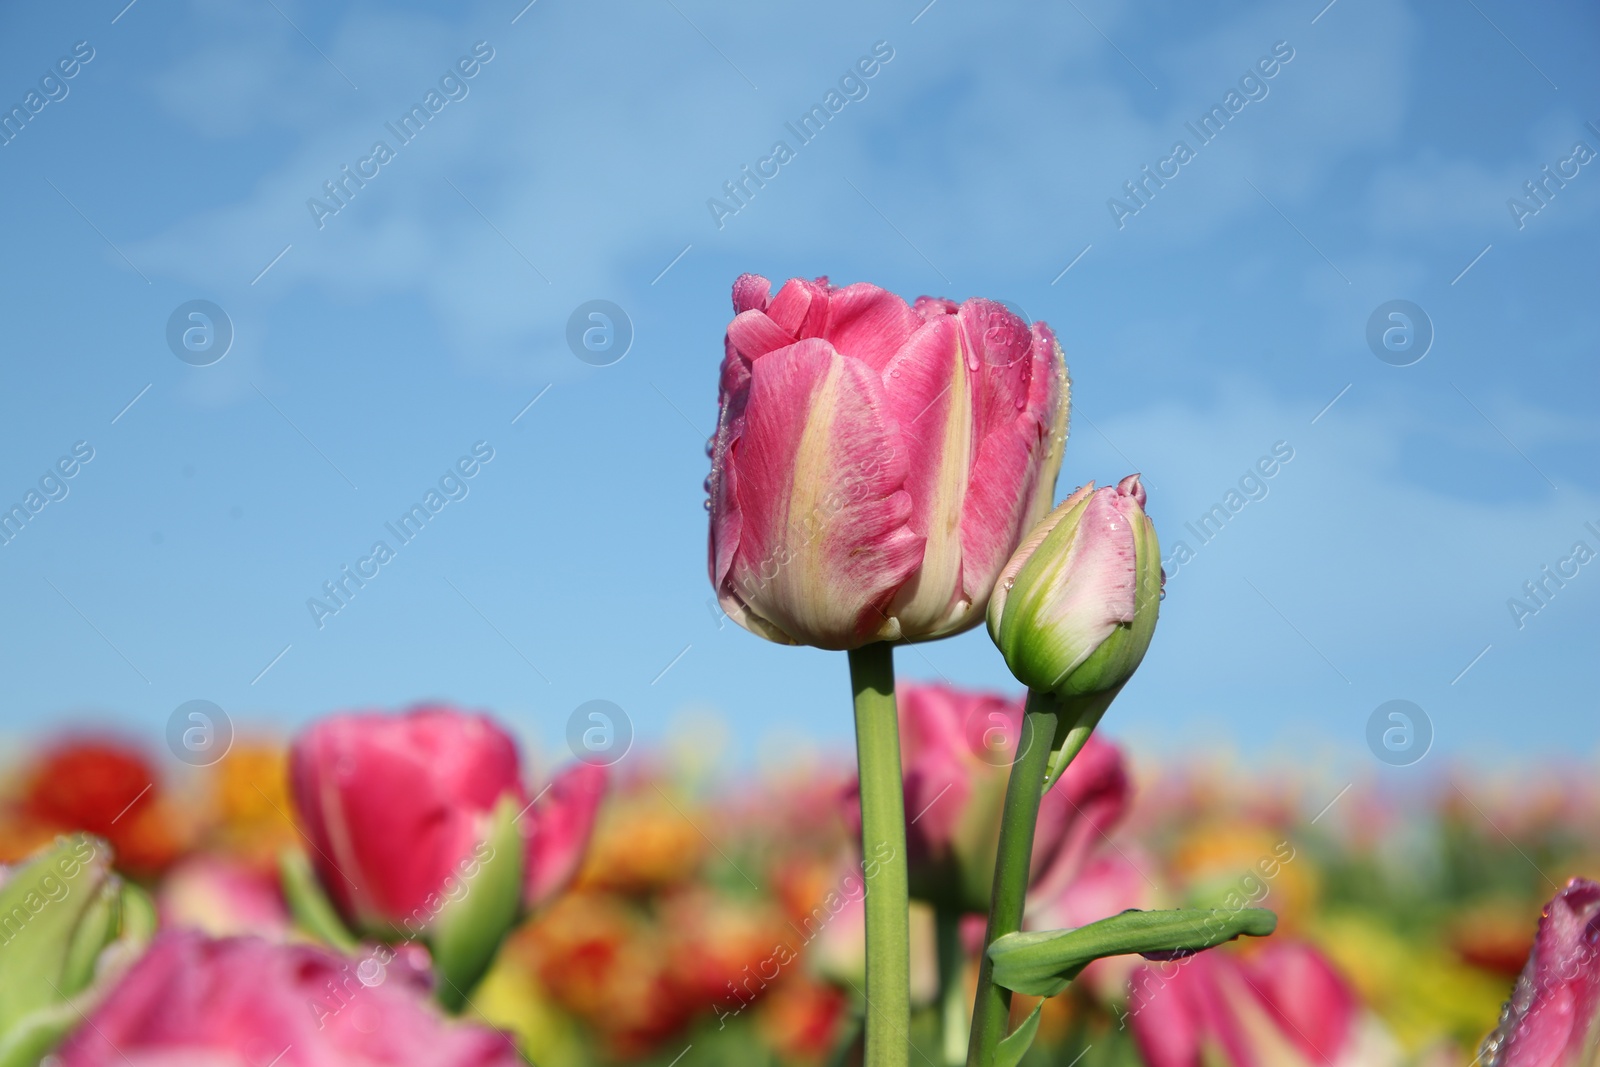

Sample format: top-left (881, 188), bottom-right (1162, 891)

top-left (956, 306), bottom-right (1067, 610)
top-left (987, 484), bottom-right (1093, 635)
top-left (822, 282), bottom-right (923, 371)
top-left (727, 339), bottom-right (923, 649)
top-left (876, 317), bottom-right (972, 634)
top-left (1006, 489), bottom-right (1138, 687)
top-left (1246, 944), bottom-right (1359, 1066)
top-left (1023, 323), bottom-right (1071, 528)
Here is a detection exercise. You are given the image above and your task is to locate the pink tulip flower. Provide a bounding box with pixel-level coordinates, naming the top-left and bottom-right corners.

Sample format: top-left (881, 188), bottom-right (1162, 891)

top-left (844, 683), bottom-right (1133, 915)
top-left (1479, 878), bottom-right (1600, 1067)
top-left (289, 705), bottom-right (605, 931)
top-left (54, 931), bottom-right (524, 1067)
top-left (1127, 940), bottom-right (1369, 1067)
top-left (708, 274), bottom-right (1069, 650)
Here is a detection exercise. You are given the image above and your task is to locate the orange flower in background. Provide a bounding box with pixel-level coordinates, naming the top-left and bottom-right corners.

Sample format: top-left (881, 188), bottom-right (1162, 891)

top-left (756, 975), bottom-right (850, 1064)
top-left (199, 741), bottom-right (298, 872)
top-left (660, 887), bottom-right (788, 1010)
top-left (521, 892), bottom-right (695, 1059)
top-left (574, 778), bottom-right (706, 894)
top-left (14, 738), bottom-right (186, 876)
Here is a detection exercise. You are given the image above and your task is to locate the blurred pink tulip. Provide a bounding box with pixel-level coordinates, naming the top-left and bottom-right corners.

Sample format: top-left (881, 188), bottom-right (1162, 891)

top-left (157, 856), bottom-right (290, 940)
top-left (844, 683), bottom-right (1133, 914)
top-left (522, 760), bottom-right (608, 908)
top-left (55, 931), bottom-right (523, 1067)
top-left (1127, 940), bottom-right (1362, 1067)
top-left (289, 705), bottom-right (605, 931)
top-left (1480, 878), bottom-right (1600, 1067)
top-left (708, 274), bottom-right (1068, 650)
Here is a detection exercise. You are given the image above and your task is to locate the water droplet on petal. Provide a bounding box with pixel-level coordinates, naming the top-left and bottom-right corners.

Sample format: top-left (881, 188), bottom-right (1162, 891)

top-left (705, 436), bottom-right (716, 457)
top-left (1002, 577), bottom-right (1015, 590)
top-left (703, 499), bottom-right (713, 511)
top-left (702, 475), bottom-right (713, 494)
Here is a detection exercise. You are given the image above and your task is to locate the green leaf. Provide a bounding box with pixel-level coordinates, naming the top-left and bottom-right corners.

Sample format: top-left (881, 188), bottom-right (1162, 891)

top-left (994, 1001), bottom-right (1043, 1067)
top-left (988, 908), bottom-right (1278, 997)
top-left (279, 849), bottom-right (361, 954)
top-left (430, 794), bottom-right (527, 1012)
top-left (0, 835), bottom-right (113, 1029)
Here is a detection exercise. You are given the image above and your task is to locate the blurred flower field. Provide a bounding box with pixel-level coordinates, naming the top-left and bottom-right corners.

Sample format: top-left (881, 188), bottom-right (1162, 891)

top-left (4, 711), bottom-right (1589, 1066)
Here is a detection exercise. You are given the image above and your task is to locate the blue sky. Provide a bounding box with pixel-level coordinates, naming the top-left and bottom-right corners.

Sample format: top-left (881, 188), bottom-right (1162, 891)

top-left (0, 0), bottom-right (1595, 781)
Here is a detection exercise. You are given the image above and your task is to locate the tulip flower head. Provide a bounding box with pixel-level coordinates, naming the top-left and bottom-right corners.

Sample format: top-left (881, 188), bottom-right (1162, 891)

top-left (1480, 878), bottom-right (1600, 1067)
top-left (55, 931), bottom-right (525, 1067)
top-left (708, 274), bottom-right (1069, 650)
top-left (987, 475), bottom-right (1161, 701)
top-left (288, 706), bottom-right (605, 1004)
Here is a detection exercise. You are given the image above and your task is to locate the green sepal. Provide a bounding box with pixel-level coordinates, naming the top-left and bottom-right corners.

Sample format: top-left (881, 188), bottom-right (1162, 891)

top-left (988, 908), bottom-right (1278, 997)
top-left (57, 874), bottom-right (121, 998)
top-left (994, 1001), bottom-right (1044, 1067)
top-left (115, 883), bottom-right (157, 946)
top-left (1040, 690), bottom-right (1114, 792)
top-left (429, 794), bottom-right (526, 1012)
top-left (279, 848), bottom-right (361, 954)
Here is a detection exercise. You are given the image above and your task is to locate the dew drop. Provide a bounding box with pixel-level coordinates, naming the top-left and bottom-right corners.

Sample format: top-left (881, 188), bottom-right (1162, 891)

top-left (703, 499), bottom-right (713, 511)
top-left (702, 475), bottom-right (713, 494)
top-left (1002, 577), bottom-right (1015, 590)
top-left (705, 436), bottom-right (716, 457)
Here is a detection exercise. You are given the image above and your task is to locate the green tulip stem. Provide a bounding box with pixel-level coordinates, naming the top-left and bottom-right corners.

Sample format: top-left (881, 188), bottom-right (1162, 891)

top-left (849, 642), bottom-right (911, 1067)
top-left (936, 905), bottom-right (969, 1066)
top-left (965, 690), bottom-right (1060, 1067)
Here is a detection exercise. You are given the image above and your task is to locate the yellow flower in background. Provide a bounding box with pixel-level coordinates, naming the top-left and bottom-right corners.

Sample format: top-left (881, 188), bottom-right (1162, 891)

top-left (1312, 911), bottom-right (1508, 1055)
top-left (202, 741), bottom-right (298, 871)
top-left (574, 782), bottom-right (706, 894)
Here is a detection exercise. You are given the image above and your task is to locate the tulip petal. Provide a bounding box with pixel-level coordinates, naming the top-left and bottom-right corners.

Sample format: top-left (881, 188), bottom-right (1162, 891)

top-left (958, 310), bottom-right (1069, 610)
top-left (1249, 943), bottom-right (1358, 1066)
top-left (1002, 488), bottom-right (1139, 690)
top-left (879, 316), bottom-right (972, 634)
top-left (726, 308), bottom-right (795, 361)
top-left (986, 483), bottom-right (1094, 644)
top-left (1028, 734), bottom-right (1130, 903)
top-left (765, 277), bottom-right (826, 335)
top-left (524, 763), bottom-right (609, 908)
top-left (724, 338), bottom-right (923, 648)
top-left (288, 710), bottom-right (525, 930)
top-left (732, 272), bottom-right (771, 313)
top-left (822, 282), bottom-right (922, 370)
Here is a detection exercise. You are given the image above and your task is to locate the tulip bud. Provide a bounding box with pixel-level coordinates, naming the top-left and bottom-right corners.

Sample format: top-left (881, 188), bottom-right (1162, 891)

top-left (1480, 878), bottom-right (1600, 1067)
top-left (987, 475), bottom-right (1161, 703)
top-left (0, 835), bottom-right (153, 1065)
